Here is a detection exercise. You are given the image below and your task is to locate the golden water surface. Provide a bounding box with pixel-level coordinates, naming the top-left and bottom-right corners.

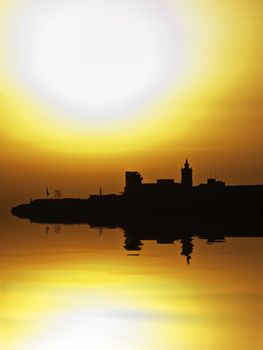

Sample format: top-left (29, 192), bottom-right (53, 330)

top-left (0, 214), bottom-right (262, 350)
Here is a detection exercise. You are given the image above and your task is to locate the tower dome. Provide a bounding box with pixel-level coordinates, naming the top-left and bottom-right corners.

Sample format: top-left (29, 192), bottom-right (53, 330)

top-left (181, 159), bottom-right (193, 186)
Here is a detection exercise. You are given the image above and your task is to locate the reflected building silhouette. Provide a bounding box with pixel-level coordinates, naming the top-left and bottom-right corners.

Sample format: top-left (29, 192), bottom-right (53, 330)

top-left (123, 236), bottom-right (143, 251)
top-left (54, 224), bottom-right (61, 233)
top-left (45, 226), bottom-right (50, 236)
top-left (31, 211), bottom-right (263, 264)
top-left (123, 230), bottom-right (195, 263)
top-left (180, 236), bottom-right (194, 264)
top-left (123, 227), bottom-right (195, 263)
top-left (119, 215), bottom-right (263, 263)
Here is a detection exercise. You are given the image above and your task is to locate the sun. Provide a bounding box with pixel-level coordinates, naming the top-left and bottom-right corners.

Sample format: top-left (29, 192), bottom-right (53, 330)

top-left (20, 308), bottom-right (147, 350)
top-left (6, 0), bottom-right (184, 125)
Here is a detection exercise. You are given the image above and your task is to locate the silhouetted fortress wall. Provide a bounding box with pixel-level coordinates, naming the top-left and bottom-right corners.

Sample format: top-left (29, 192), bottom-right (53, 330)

top-left (122, 160), bottom-right (263, 215)
top-left (11, 160), bottom-right (263, 222)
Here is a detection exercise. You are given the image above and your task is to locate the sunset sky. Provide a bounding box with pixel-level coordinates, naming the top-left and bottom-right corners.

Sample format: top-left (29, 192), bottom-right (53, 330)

top-left (0, 0), bottom-right (263, 208)
top-left (0, 3), bottom-right (262, 349)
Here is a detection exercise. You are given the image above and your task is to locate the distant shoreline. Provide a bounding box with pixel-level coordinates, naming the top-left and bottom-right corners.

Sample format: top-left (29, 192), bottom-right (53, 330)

top-left (11, 162), bottom-right (263, 228)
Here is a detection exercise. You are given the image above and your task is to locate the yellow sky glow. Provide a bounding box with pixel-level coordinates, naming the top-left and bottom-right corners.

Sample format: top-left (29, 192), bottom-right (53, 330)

top-left (0, 0), bottom-right (262, 204)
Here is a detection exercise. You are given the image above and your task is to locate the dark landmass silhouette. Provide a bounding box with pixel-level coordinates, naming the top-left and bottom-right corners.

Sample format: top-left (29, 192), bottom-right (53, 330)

top-left (11, 161), bottom-right (263, 233)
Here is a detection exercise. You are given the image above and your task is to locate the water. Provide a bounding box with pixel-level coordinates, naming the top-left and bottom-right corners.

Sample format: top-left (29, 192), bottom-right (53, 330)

top-left (0, 213), bottom-right (262, 350)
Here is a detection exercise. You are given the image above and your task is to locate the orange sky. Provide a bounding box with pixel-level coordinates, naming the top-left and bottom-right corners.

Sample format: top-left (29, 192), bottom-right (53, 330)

top-left (0, 0), bottom-right (263, 208)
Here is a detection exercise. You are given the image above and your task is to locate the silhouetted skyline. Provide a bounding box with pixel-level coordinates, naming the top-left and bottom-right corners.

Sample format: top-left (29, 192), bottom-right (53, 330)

top-left (11, 160), bottom-right (263, 227)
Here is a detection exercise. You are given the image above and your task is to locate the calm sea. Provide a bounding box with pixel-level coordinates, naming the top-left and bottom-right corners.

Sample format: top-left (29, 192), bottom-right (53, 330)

top-left (0, 210), bottom-right (262, 350)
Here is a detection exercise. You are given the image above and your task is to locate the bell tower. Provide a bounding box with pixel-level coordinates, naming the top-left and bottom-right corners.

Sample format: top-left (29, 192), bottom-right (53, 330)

top-left (181, 159), bottom-right (193, 187)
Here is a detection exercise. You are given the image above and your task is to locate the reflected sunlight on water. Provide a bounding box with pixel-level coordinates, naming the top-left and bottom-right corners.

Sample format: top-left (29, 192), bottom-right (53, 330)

top-left (0, 214), bottom-right (262, 350)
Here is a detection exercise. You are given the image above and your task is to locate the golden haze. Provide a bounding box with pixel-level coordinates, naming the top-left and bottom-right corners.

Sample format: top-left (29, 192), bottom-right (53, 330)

top-left (0, 0), bottom-right (262, 208)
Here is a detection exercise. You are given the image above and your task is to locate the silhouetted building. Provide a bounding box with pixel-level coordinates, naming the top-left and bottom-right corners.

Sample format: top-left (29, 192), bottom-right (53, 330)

top-left (124, 160), bottom-right (193, 194)
top-left (181, 159), bottom-right (193, 187)
top-left (12, 158), bottom-right (263, 224)
top-left (157, 179), bottom-right (174, 185)
top-left (125, 171), bottom-right (143, 192)
top-left (206, 178), bottom-right (225, 188)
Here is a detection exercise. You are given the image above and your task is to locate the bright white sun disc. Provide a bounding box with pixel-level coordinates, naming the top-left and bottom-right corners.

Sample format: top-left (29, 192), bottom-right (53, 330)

top-left (8, 0), bottom-right (181, 122)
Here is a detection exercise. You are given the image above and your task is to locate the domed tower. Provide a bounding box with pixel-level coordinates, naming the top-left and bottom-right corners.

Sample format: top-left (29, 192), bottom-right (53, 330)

top-left (181, 159), bottom-right (193, 187)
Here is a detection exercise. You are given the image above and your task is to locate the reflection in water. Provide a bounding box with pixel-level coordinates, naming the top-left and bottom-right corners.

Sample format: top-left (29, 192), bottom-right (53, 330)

top-left (123, 234), bottom-right (194, 264)
top-left (120, 217), bottom-right (263, 265)
top-left (180, 236), bottom-right (193, 264)
top-left (124, 237), bottom-right (143, 251)
top-left (45, 226), bottom-right (50, 236)
top-left (45, 225), bottom-right (62, 236)
top-left (53, 225), bottom-right (61, 234)
top-left (0, 215), bottom-right (262, 350)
